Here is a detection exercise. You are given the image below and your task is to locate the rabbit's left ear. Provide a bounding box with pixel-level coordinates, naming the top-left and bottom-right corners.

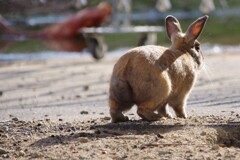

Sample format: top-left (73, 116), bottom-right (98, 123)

top-left (186, 15), bottom-right (208, 40)
top-left (165, 15), bottom-right (182, 40)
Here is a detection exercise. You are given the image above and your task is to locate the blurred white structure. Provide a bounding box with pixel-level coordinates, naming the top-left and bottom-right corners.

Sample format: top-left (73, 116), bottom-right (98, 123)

top-left (156, 0), bottom-right (172, 12)
top-left (156, 0), bottom-right (228, 13)
top-left (199, 0), bottom-right (215, 14)
top-left (111, 0), bottom-right (132, 27)
top-left (75, 0), bottom-right (88, 8)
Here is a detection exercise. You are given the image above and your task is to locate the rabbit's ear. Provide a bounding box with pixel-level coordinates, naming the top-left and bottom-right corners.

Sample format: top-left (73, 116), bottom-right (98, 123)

top-left (186, 15), bottom-right (208, 41)
top-left (165, 15), bottom-right (182, 40)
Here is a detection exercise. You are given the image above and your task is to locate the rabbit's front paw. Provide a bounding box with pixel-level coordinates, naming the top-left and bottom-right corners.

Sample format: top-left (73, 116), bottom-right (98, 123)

top-left (137, 109), bottom-right (161, 121)
top-left (111, 114), bottom-right (129, 123)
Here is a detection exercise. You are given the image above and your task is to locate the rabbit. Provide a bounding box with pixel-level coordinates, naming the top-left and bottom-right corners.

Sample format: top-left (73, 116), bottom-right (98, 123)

top-left (109, 15), bottom-right (208, 123)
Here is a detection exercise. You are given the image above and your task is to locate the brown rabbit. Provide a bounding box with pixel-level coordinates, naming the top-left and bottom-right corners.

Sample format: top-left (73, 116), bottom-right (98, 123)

top-left (109, 15), bottom-right (208, 123)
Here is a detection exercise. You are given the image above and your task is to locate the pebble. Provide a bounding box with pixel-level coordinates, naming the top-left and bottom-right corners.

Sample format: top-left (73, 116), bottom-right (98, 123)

top-left (31, 152), bottom-right (42, 158)
top-left (19, 150), bottom-right (25, 156)
top-left (216, 153), bottom-right (222, 157)
top-left (83, 85), bottom-right (89, 91)
top-left (12, 117), bottom-right (19, 121)
top-left (103, 117), bottom-right (111, 121)
top-left (156, 133), bottom-right (164, 139)
top-left (211, 144), bottom-right (220, 150)
top-left (75, 95), bottom-right (81, 98)
top-left (80, 111), bottom-right (89, 115)
top-left (1, 134), bottom-right (8, 138)
top-left (0, 126), bottom-right (8, 132)
top-left (94, 130), bottom-right (101, 134)
top-left (0, 148), bottom-right (8, 155)
top-left (200, 131), bottom-right (207, 136)
top-left (79, 138), bottom-right (89, 143)
top-left (2, 154), bottom-right (9, 158)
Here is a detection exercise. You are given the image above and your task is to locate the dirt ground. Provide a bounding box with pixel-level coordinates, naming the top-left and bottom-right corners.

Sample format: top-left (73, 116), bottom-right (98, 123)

top-left (0, 52), bottom-right (240, 159)
top-left (0, 115), bottom-right (240, 159)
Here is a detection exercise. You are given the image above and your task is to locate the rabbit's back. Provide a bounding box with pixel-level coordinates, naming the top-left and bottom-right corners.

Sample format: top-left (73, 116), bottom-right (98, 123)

top-left (110, 45), bottom-right (172, 105)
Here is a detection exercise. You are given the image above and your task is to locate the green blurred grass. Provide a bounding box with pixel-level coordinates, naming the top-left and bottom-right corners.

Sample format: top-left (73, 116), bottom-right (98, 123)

top-left (105, 16), bottom-right (240, 50)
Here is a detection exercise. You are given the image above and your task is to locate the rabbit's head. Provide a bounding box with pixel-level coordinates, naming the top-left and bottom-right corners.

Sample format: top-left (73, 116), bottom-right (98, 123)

top-left (166, 15), bottom-right (208, 67)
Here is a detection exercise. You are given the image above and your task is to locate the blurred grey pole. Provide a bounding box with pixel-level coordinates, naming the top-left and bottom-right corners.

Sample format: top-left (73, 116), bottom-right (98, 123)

top-left (156, 0), bottom-right (172, 12)
top-left (111, 0), bottom-right (132, 27)
top-left (75, 0), bottom-right (88, 8)
top-left (219, 0), bottom-right (228, 8)
top-left (199, 0), bottom-right (215, 13)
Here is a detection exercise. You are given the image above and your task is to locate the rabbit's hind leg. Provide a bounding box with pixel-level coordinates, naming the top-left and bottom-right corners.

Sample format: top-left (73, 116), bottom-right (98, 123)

top-left (109, 99), bottom-right (133, 123)
top-left (157, 103), bottom-right (172, 118)
top-left (169, 98), bottom-right (187, 118)
top-left (137, 102), bottom-right (162, 121)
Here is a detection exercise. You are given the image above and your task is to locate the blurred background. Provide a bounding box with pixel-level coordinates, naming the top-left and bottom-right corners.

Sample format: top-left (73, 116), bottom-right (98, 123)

top-left (0, 0), bottom-right (240, 60)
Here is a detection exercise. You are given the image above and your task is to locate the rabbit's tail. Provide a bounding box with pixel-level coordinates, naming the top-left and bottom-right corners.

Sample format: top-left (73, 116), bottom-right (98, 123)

top-left (109, 78), bottom-right (134, 111)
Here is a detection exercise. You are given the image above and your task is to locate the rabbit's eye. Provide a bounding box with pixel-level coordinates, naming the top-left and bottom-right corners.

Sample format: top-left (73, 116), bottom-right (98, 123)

top-left (194, 44), bottom-right (200, 52)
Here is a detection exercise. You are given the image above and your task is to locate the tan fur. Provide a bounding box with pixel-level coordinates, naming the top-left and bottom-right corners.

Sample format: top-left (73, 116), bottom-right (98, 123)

top-left (109, 15), bottom-right (208, 123)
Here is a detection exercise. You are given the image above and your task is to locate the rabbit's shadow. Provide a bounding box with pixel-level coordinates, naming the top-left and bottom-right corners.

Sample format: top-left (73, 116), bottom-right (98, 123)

top-left (30, 120), bottom-right (184, 147)
top-left (92, 120), bottom-right (184, 136)
top-left (30, 120), bottom-right (240, 148)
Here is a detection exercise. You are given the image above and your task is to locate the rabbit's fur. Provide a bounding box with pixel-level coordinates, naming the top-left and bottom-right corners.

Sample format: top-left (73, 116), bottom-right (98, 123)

top-left (109, 15), bottom-right (208, 123)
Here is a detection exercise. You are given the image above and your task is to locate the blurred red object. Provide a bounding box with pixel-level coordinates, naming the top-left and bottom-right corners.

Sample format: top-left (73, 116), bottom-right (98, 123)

top-left (0, 2), bottom-right (112, 39)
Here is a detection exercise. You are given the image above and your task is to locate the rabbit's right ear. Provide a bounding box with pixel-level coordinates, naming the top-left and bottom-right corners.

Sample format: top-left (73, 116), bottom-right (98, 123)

top-left (165, 15), bottom-right (182, 40)
top-left (185, 15), bottom-right (208, 41)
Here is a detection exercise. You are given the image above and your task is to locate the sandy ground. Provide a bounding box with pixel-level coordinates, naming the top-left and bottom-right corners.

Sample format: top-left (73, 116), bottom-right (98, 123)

top-left (0, 52), bottom-right (240, 159)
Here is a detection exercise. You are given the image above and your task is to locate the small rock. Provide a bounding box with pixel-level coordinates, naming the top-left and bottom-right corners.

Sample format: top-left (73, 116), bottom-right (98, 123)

top-left (133, 145), bottom-right (138, 148)
top-left (0, 126), bottom-right (8, 132)
top-left (94, 130), bottom-right (101, 134)
top-left (75, 95), bottom-right (81, 98)
top-left (103, 117), bottom-right (111, 121)
top-left (2, 134), bottom-right (9, 138)
top-left (200, 131), bottom-right (207, 136)
top-left (0, 148), bottom-right (8, 155)
top-left (45, 118), bottom-right (50, 122)
top-left (80, 111), bottom-right (89, 115)
top-left (12, 117), bottom-right (19, 121)
top-left (59, 118), bottom-right (63, 121)
top-left (211, 144), bottom-right (220, 150)
top-left (216, 153), bottom-right (222, 157)
top-left (37, 123), bottom-right (42, 127)
top-left (2, 154), bottom-right (9, 158)
top-left (156, 133), bottom-right (164, 139)
top-left (19, 150), bottom-right (25, 156)
top-left (79, 138), bottom-right (89, 143)
top-left (83, 85), bottom-right (89, 91)
top-left (31, 152), bottom-right (42, 158)
top-left (0, 91), bottom-right (3, 96)
top-left (70, 127), bottom-right (76, 131)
